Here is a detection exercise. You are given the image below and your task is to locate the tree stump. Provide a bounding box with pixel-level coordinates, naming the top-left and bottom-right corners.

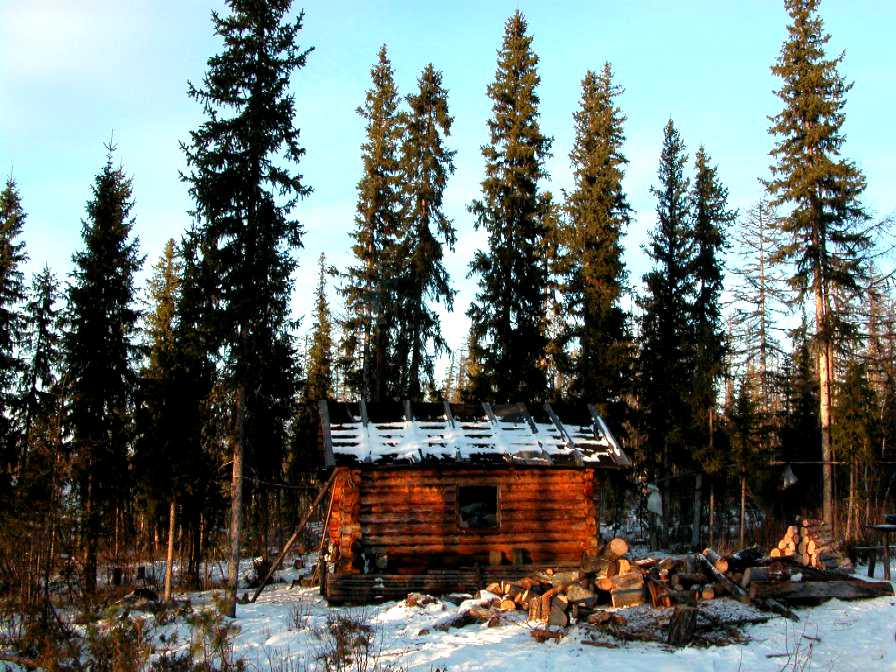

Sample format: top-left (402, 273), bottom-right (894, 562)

top-left (667, 606), bottom-right (697, 646)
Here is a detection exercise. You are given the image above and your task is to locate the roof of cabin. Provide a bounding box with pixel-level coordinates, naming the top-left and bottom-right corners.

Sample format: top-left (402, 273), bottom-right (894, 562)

top-left (318, 400), bottom-right (631, 468)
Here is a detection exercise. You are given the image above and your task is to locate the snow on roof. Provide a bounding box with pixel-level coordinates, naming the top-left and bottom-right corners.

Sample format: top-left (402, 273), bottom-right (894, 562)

top-left (319, 400), bottom-right (631, 468)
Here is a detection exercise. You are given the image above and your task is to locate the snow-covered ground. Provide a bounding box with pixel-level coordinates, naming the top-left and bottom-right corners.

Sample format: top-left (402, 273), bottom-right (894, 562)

top-left (142, 560), bottom-right (896, 671)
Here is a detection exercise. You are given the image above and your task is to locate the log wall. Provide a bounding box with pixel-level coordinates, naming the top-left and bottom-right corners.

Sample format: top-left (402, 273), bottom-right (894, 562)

top-left (324, 466), bottom-right (598, 579)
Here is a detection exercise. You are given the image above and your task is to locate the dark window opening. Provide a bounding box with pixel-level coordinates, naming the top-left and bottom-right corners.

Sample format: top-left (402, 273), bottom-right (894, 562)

top-left (458, 485), bottom-right (498, 529)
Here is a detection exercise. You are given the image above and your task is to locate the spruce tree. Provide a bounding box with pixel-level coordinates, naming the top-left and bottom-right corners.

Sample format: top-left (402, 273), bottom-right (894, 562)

top-left (638, 120), bottom-right (694, 483)
top-left (133, 239), bottom-right (182, 601)
top-left (558, 64), bottom-right (631, 411)
top-left (305, 253), bottom-right (333, 402)
top-left (767, 0), bottom-right (870, 530)
top-left (65, 146), bottom-right (142, 595)
top-left (17, 266), bottom-right (61, 479)
top-left (0, 177), bottom-right (28, 476)
top-left (689, 147), bottom-right (734, 466)
top-left (168, 228), bottom-right (221, 587)
top-left (342, 46), bottom-right (403, 401)
top-left (833, 359), bottom-right (876, 538)
top-left (467, 11), bottom-right (552, 401)
top-left (182, 0), bottom-right (311, 614)
top-left (395, 64), bottom-right (457, 400)
top-left (729, 371), bottom-right (760, 546)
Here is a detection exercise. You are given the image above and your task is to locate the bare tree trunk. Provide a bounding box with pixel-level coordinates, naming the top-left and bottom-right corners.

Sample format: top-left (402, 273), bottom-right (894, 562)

top-left (164, 499), bottom-right (176, 602)
top-left (815, 283), bottom-right (835, 533)
top-left (739, 474), bottom-right (747, 548)
top-left (691, 473), bottom-right (702, 549)
top-left (226, 381), bottom-right (246, 617)
top-left (709, 483), bottom-right (716, 549)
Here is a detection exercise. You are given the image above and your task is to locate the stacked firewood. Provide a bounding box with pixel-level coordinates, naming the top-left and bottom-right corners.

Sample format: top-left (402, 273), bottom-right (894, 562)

top-left (417, 534), bottom-right (895, 648)
top-left (770, 519), bottom-right (843, 569)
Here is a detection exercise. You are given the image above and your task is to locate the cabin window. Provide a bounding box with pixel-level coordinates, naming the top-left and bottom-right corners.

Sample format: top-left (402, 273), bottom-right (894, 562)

top-left (457, 485), bottom-right (499, 529)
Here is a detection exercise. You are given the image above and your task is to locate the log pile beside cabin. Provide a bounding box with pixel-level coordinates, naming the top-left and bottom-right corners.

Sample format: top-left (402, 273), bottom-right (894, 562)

top-left (769, 518), bottom-right (848, 570)
top-left (434, 537), bottom-right (892, 643)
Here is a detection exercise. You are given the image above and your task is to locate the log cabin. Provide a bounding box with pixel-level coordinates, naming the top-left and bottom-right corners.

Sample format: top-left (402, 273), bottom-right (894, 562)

top-left (317, 400), bottom-right (630, 604)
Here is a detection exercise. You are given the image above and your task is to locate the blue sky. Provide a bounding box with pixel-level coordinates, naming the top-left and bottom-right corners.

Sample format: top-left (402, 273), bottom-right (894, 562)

top-left (2, 0), bottom-right (894, 365)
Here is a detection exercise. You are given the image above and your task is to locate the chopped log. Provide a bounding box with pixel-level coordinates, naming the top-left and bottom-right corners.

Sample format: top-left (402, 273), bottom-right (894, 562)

top-left (750, 580), bottom-right (894, 601)
top-left (549, 599), bottom-right (569, 626)
top-left (666, 606), bottom-right (697, 645)
top-left (610, 586), bottom-right (644, 608)
top-left (597, 571), bottom-right (642, 593)
top-left (566, 583), bottom-right (595, 603)
top-left (646, 577), bottom-right (672, 608)
top-left (499, 599), bottom-right (517, 611)
top-left (697, 552), bottom-right (747, 599)
top-left (700, 585), bottom-right (716, 601)
top-left (617, 558), bottom-right (632, 574)
top-left (604, 537), bottom-right (629, 559)
top-left (702, 547), bottom-right (729, 573)
top-left (725, 545), bottom-right (764, 572)
top-left (530, 629), bottom-right (565, 643)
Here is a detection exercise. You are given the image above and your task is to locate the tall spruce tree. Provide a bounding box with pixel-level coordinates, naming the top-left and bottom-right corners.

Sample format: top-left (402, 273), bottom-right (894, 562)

top-left (17, 267), bottom-right (61, 479)
top-left (833, 359), bottom-right (876, 538)
top-left (305, 253), bottom-right (333, 402)
top-left (182, 0), bottom-right (311, 615)
top-left (767, 0), bottom-right (870, 530)
top-left (169, 228), bottom-right (222, 587)
top-left (467, 11), bottom-right (552, 401)
top-left (638, 120), bottom-right (694, 499)
top-left (0, 177), bottom-right (28, 476)
top-left (558, 64), bottom-right (631, 411)
top-left (342, 46), bottom-right (404, 401)
top-left (65, 146), bottom-right (142, 595)
top-left (395, 64), bottom-right (457, 400)
top-left (133, 239), bottom-right (182, 601)
top-left (689, 147), bottom-right (734, 466)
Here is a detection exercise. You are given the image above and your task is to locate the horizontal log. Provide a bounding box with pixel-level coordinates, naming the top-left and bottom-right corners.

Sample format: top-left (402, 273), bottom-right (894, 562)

top-left (361, 529), bottom-right (595, 547)
top-left (359, 520), bottom-right (596, 537)
top-left (357, 506), bottom-right (592, 524)
top-left (750, 580), bottom-right (894, 601)
top-left (363, 541), bottom-right (592, 556)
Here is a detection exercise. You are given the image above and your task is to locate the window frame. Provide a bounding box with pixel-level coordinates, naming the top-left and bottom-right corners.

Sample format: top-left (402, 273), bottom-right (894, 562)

top-left (455, 483), bottom-right (501, 532)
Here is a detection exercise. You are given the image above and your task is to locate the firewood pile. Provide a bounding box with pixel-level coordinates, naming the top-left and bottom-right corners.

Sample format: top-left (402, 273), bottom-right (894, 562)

top-left (769, 518), bottom-right (851, 570)
top-left (423, 530), bottom-right (893, 644)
